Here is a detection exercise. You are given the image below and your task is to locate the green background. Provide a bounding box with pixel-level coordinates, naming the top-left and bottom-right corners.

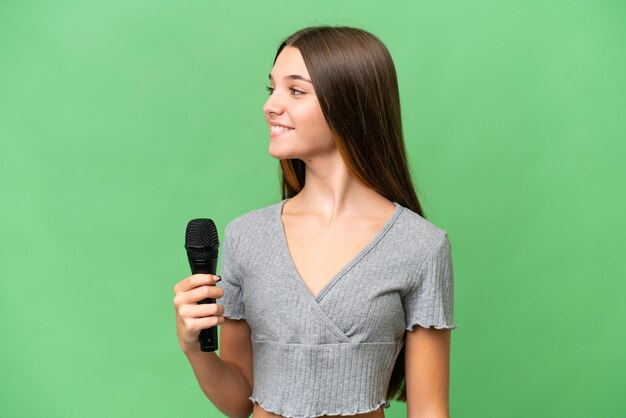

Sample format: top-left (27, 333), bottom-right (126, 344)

top-left (1, 1), bottom-right (624, 417)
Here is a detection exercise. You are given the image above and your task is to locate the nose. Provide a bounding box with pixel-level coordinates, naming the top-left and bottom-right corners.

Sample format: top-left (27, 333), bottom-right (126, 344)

top-left (263, 92), bottom-right (284, 118)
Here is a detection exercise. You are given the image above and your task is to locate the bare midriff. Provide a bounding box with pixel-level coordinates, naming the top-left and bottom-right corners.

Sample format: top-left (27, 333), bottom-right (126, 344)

top-left (252, 403), bottom-right (385, 418)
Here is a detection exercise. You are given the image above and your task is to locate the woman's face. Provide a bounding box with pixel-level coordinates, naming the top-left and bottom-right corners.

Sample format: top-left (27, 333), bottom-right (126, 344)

top-left (263, 46), bottom-right (335, 160)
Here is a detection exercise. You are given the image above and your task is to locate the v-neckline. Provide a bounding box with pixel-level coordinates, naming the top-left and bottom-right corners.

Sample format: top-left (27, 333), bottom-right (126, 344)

top-left (277, 198), bottom-right (403, 303)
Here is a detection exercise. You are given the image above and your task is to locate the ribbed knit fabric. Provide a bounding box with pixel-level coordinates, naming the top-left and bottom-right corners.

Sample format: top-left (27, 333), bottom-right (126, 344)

top-left (217, 198), bottom-right (457, 418)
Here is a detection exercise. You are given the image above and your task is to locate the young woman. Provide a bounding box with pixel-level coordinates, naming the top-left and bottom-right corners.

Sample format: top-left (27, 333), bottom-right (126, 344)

top-left (174, 26), bottom-right (457, 418)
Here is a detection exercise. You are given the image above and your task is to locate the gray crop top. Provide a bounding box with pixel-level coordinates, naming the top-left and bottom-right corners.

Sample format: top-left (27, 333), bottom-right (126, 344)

top-left (217, 198), bottom-right (456, 418)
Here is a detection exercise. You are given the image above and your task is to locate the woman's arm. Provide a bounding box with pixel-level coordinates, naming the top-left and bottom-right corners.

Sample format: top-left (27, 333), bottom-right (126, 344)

top-left (185, 318), bottom-right (254, 418)
top-left (174, 274), bottom-right (254, 418)
top-left (404, 327), bottom-right (452, 418)
top-left (183, 339), bottom-right (253, 418)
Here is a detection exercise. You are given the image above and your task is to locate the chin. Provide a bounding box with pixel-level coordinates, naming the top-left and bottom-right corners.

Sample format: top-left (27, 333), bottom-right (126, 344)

top-left (268, 146), bottom-right (294, 160)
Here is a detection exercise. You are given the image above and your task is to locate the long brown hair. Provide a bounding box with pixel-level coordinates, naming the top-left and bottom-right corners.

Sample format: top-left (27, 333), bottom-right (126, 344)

top-left (272, 25), bottom-right (426, 403)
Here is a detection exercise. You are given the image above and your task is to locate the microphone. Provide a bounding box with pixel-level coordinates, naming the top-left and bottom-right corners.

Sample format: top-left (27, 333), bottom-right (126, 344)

top-left (184, 218), bottom-right (220, 352)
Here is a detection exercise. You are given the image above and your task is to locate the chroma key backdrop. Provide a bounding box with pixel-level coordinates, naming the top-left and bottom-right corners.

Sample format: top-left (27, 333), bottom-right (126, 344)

top-left (0, 1), bottom-right (624, 417)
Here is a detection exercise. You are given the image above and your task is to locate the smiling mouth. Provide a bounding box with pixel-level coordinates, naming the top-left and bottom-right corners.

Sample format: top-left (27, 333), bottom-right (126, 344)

top-left (271, 125), bottom-right (294, 133)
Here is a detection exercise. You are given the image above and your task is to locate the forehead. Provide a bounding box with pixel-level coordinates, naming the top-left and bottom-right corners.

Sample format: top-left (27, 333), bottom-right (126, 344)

top-left (270, 46), bottom-right (310, 79)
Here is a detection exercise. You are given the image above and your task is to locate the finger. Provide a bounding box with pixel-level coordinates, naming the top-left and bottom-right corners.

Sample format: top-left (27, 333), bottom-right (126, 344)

top-left (186, 286), bottom-right (224, 303)
top-left (174, 283), bottom-right (213, 307)
top-left (183, 315), bottom-right (225, 333)
top-left (174, 274), bottom-right (220, 294)
top-left (216, 286), bottom-right (224, 298)
top-left (175, 285), bottom-right (223, 306)
top-left (179, 303), bottom-right (225, 319)
top-left (173, 274), bottom-right (211, 294)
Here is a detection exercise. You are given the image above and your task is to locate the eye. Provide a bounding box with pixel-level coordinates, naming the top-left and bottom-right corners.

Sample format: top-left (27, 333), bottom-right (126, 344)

top-left (265, 86), bottom-right (306, 96)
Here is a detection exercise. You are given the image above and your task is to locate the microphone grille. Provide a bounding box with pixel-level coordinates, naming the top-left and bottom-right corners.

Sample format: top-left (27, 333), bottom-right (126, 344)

top-left (185, 218), bottom-right (219, 250)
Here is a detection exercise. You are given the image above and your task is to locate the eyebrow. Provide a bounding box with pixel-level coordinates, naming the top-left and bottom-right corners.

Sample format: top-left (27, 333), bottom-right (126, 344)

top-left (268, 73), bottom-right (312, 84)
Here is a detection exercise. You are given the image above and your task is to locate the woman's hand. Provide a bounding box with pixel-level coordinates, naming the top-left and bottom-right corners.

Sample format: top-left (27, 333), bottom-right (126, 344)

top-left (173, 274), bottom-right (225, 353)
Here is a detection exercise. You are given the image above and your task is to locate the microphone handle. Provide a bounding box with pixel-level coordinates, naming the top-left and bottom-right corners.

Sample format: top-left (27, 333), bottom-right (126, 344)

top-left (191, 261), bottom-right (219, 352)
top-left (198, 296), bottom-right (218, 352)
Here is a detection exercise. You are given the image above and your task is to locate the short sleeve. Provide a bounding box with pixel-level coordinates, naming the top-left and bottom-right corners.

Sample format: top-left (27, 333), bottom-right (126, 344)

top-left (217, 222), bottom-right (245, 320)
top-left (403, 233), bottom-right (456, 331)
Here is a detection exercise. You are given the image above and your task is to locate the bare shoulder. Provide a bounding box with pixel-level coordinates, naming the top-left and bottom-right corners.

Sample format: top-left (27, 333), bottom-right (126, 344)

top-left (219, 318), bottom-right (253, 388)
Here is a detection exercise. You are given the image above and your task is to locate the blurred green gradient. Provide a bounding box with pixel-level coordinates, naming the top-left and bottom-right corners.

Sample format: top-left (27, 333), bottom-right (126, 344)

top-left (0, 1), bottom-right (624, 417)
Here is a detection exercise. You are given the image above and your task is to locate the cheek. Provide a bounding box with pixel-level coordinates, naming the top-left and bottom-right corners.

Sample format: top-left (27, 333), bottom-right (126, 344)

top-left (312, 112), bottom-right (334, 143)
top-left (298, 104), bottom-right (332, 135)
